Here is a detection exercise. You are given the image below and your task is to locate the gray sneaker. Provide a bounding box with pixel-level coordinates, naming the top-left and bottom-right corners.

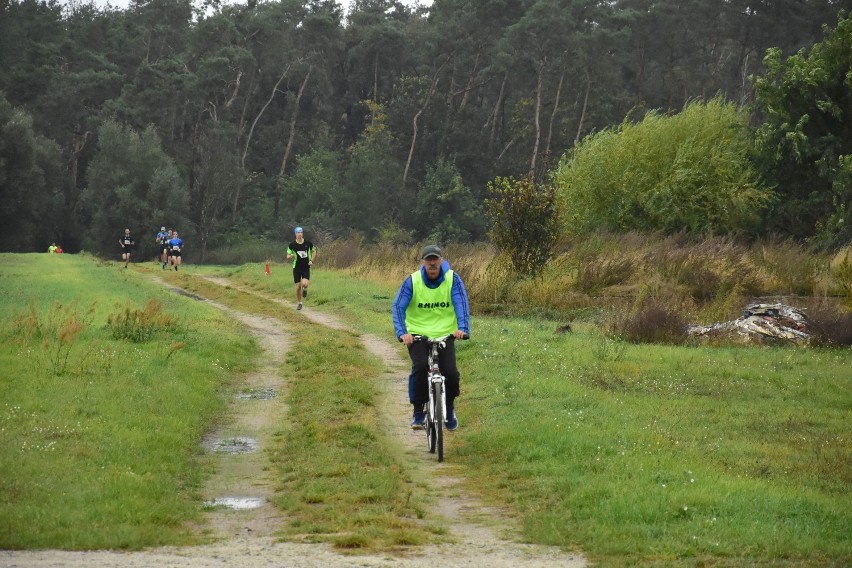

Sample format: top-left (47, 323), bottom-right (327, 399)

top-left (296, 303), bottom-right (303, 311)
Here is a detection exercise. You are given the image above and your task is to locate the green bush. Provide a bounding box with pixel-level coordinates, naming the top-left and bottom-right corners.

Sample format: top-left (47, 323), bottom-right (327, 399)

top-left (484, 176), bottom-right (561, 277)
top-left (554, 97), bottom-right (771, 236)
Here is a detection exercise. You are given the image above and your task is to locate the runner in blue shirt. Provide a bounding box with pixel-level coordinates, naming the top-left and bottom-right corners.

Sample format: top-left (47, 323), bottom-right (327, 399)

top-left (167, 232), bottom-right (184, 271)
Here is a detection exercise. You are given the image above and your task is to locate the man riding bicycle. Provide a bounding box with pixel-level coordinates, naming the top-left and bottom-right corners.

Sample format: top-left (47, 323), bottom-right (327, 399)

top-left (392, 245), bottom-right (471, 431)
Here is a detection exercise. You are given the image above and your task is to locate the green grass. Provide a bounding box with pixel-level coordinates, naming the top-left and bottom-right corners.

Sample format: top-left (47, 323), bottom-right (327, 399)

top-left (2, 254), bottom-right (850, 565)
top-left (0, 254), bottom-right (258, 549)
top-left (459, 318), bottom-right (850, 564)
top-left (268, 326), bottom-right (437, 549)
top-left (148, 264), bottom-right (442, 550)
top-left (220, 262), bottom-right (851, 565)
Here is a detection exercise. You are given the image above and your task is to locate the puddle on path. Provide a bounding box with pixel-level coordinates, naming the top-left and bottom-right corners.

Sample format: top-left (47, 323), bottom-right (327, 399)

top-left (236, 387), bottom-right (278, 400)
top-left (170, 287), bottom-right (207, 302)
top-left (204, 436), bottom-right (259, 454)
top-left (205, 497), bottom-right (266, 510)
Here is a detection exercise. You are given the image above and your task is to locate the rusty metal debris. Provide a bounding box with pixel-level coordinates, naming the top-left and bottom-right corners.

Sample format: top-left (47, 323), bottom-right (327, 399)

top-left (687, 303), bottom-right (810, 344)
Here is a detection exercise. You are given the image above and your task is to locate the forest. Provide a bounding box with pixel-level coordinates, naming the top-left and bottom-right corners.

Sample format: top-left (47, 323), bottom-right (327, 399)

top-left (0, 0), bottom-right (850, 261)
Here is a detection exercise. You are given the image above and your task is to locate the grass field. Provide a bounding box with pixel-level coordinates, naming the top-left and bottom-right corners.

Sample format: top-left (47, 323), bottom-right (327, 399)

top-left (1, 253), bottom-right (850, 565)
top-left (0, 253), bottom-right (259, 549)
top-left (221, 261), bottom-right (852, 565)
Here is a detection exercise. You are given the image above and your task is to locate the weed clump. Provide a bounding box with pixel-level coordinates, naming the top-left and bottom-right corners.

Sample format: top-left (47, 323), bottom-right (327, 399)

top-left (107, 299), bottom-right (178, 342)
top-left (9, 300), bottom-right (94, 375)
top-left (608, 298), bottom-right (689, 344)
top-left (323, 237), bottom-right (361, 269)
top-left (807, 303), bottom-right (852, 346)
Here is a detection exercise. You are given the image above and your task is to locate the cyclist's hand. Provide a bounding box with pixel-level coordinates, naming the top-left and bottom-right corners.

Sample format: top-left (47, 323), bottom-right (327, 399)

top-left (453, 330), bottom-right (469, 340)
top-left (400, 333), bottom-right (414, 345)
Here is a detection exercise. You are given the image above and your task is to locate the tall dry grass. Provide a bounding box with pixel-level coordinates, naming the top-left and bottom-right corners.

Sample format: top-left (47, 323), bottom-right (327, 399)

top-left (322, 233), bottom-right (850, 327)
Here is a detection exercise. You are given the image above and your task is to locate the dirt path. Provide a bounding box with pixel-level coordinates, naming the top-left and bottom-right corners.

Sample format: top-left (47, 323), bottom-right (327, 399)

top-left (1, 277), bottom-right (586, 568)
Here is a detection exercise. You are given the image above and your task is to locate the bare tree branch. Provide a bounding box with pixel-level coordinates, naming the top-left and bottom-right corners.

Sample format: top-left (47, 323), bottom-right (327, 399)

top-left (242, 64), bottom-right (291, 170)
top-left (273, 64), bottom-right (313, 220)
top-left (403, 58), bottom-right (449, 186)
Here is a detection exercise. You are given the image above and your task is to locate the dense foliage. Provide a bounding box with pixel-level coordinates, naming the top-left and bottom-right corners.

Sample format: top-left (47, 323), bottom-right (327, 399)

top-left (554, 98), bottom-right (772, 236)
top-left (753, 13), bottom-right (852, 249)
top-left (0, 0), bottom-right (847, 259)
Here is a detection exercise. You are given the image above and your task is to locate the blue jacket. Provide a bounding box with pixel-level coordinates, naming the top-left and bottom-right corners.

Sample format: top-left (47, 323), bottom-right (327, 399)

top-left (392, 260), bottom-right (470, 339)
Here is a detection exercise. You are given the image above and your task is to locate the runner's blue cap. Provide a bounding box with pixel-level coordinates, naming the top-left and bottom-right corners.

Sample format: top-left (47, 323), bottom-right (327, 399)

top-left (295, 226), bottom-right (303, 234)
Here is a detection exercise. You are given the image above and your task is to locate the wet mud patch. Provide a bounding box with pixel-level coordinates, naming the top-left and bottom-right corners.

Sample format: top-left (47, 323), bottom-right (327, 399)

top-left (170, 288), bottom-right (207, 302)
top-left (205, 497), bottom-right (266, 510)
top-left (204, 436), bottom-right (259, 454)
top-left (236, 387), bottom-right (278, 401)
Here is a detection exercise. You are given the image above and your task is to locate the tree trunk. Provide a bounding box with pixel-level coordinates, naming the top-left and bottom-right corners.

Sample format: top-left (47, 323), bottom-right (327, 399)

top-left (635, 38), bottom-right (647, 102)
top-left (574, 72), bottom-right (591, 147)
top-left (529, 60), bottom-right (544, 178)
top-left (276, 66), bottom-right (313, 218)
top-left (486, 71), bottom-right (508, 148)
top-left (545, 70), bottom-right (564, 159)
top-left (68, 129), bottom-right (91, 211)
top-left (225, 69), bottom-right (242, 109)
top-left (438, 63), bottom-right (458, 151)
top-left (373, 53), bottom-right (379, 103)
top-left (458, 52), bottom-right (480, 112)
top-left (237, 68), bottom-right (259, 142)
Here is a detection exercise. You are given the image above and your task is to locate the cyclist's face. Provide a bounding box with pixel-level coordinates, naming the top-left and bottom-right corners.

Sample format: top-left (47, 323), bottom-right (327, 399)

top-left (422, 255), bottom-right (442, 279)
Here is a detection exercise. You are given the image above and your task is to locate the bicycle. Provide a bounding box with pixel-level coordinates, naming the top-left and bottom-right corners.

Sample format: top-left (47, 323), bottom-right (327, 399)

top-left (412, 334), bottom-right (466, 462)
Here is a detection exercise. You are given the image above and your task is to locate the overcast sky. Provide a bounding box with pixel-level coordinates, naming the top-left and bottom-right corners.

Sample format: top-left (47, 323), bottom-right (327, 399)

top-left (62, 0), bottom-right (352, 14)
top-left (60, 0), bottom-right (432, 16)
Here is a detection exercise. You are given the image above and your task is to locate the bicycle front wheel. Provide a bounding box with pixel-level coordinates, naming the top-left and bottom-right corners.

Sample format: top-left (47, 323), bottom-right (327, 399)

top-left (426, 397), bottom-right (437, 454)
top-left (433, 382), bottom-right (444, 462)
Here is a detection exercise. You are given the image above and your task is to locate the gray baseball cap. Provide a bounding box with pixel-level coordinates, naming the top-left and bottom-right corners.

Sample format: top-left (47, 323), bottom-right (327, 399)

top-left (420, 244), bottom-right (442, 259)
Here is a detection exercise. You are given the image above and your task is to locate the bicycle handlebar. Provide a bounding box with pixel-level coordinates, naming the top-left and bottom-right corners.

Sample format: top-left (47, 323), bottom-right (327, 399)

top-left (409, 333), bottom-right (469, 342)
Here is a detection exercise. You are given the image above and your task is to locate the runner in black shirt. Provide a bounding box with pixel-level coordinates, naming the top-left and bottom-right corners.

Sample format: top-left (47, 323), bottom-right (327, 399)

top-left (156, 227), bottom-right (172, 270)
top-left (286, 226), bottom-right (316, 311)
top-left (119, 228), bottom-right (135, 269)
